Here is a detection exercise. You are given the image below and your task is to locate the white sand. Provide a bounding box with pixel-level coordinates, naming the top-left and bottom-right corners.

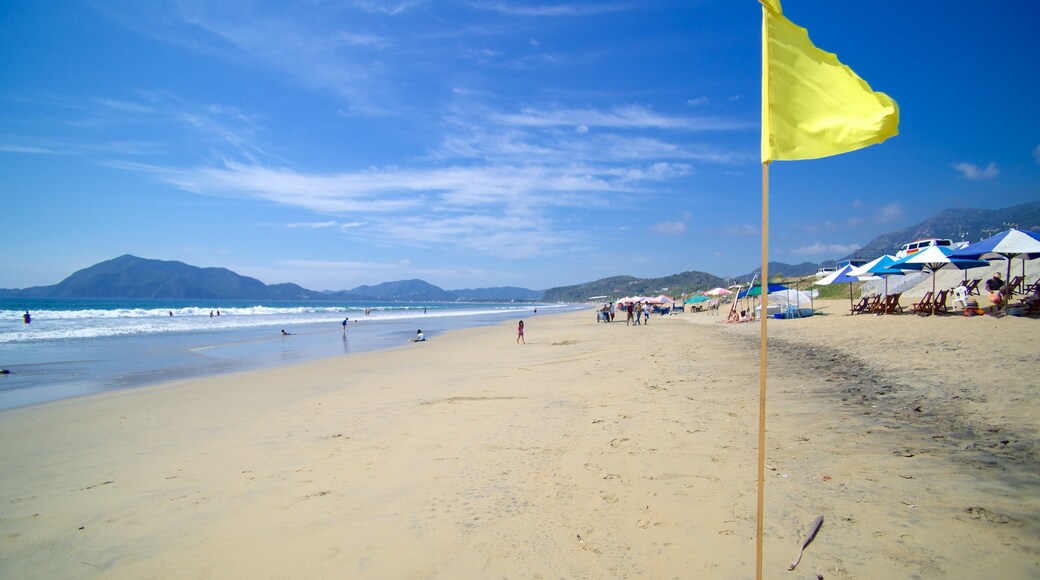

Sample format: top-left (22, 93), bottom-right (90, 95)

top-left (1, 304), bottom-right (1037, 578)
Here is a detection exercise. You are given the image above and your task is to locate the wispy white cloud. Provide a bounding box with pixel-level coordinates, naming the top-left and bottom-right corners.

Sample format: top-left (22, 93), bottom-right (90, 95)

top-left (650, 221), bottom-right (686, 235)
top-left (286, 221), bottom-right (338, 229)
top-left (493, 105), bottom-right (748, 131)
top-left (470, 2), bottom-right (630, 17)
top-left (0, 143), bottom-right (54, 154)
top-left (951, 162), bottom-right (999, 180)
top-left (723, 224), bottom-right (757, 236)
top-left (876, 203), bottom-right (904, 223)
top-left (686, 97), bottom-right (708, 106)
top-left (793, 242), bottom-right (860, 256)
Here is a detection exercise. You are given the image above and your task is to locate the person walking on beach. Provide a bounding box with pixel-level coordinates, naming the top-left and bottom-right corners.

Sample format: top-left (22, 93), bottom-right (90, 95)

top-left (626, 303), bottom-right (634, 325)
top-left (517, 320), bottom-right (525, 344)
top-left (642, 303), bottom-right (650, 324)
top-left (609, 302), bottom-right (615, 322)
top-left (342, 317), bottom-right (349, 334)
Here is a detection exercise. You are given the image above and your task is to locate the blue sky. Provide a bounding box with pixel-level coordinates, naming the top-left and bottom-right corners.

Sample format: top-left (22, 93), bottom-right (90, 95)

top-left (2, 1), bottom-right (1038, 291)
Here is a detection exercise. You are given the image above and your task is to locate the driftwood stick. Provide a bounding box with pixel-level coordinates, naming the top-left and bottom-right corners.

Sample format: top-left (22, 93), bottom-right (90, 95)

top-left (787, 515), bottom-right (823, 571)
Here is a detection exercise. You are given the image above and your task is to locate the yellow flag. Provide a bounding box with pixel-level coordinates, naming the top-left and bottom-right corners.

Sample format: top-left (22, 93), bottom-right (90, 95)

top-left (762, 0), bottom-right (899, 162)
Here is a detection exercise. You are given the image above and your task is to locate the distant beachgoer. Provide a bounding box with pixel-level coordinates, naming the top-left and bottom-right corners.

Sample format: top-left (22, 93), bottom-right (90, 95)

top-left (633, 303), bottom-right (641, 325)
top-left (642, 303), bottom-right (650, 324)
top-left (424, 307), bottom-right (427, 314)
top-left (210, 310), bottom-right (214, 318)
top-left (23, 311), bottom-right (30, 324)
top-left (626, 303), bottom-right (634, 325)
top-left (533, 308), bottom-right (537, 314)
top-left (281, 329), bottom-right (292, 336)
top-left (217, 310), bottom-right (220, 316)
top-left (411, 329), bottom-right (425, 342)
top-left (342, 318), bottom-right (349, 333)
top-left (609, 303), bottom-right (615, 321)
top-left (169, 311), bottom-right (173, 317)
top-left (517, 320), bottom-right (525, 344)
top-left (0, 369), bottom-right (10, 375)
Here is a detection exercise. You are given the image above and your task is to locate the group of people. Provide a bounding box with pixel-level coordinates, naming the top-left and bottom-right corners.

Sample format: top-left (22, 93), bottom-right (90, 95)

top-left (985, 272), bottom-right (1040, 316)
top-left (723, 307), bottom-right (755, 323)
top-left (595, 301), bottom-right (661, 325)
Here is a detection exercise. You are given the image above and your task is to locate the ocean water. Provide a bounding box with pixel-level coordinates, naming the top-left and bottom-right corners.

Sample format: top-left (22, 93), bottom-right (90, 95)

top-left (0, 298), bottom-right (575, 410)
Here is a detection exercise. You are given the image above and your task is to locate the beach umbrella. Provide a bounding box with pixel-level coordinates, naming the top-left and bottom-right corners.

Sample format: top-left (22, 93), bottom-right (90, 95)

top-left (813, 264), bottom-right (860, 312)
top-left (736, 282), bottom-right (788, 299)
top-left (887, 245), bottom-right (988, 295)
top-left (704, 287), bottom-right (731, 296)
top-left (852, 254), bottom-right (901, 296)
top-left (950, 228), bottom-right (1040, 294)
top-left (685, 295), bottom-right (710, 304)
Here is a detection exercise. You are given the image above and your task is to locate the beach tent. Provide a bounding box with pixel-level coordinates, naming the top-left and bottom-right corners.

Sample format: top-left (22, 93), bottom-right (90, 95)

top-left (950, 228), bottom-right (1040, 295)
top-left (704, 287), bottom-right (731, 296)
top-left (765, 287), bottom-right (819, 318)
top-left (887, 246), bottom-right (988, 295)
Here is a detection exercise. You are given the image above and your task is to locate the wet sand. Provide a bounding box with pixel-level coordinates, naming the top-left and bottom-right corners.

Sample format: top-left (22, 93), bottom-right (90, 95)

top-left (0, 304), bottom-right (1037, 578)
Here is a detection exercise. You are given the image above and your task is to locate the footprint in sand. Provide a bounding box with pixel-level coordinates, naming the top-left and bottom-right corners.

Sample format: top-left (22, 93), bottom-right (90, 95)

top-left (600, 491), bottom-right (619, 504)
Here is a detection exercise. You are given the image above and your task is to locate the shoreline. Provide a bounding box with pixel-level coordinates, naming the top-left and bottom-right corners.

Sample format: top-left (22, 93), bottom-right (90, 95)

top-left (0, 305), bottom-right (1036, 577)
top-left (0, 304), bottom-right (572, 411)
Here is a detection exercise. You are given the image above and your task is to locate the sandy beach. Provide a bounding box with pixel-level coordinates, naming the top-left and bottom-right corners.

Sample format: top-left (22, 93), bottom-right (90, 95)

top-left (1, 304), bottom-right (1037, 578)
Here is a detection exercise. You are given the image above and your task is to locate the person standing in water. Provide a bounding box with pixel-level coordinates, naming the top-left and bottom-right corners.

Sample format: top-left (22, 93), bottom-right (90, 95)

top-left (517, 320), bottom-right (525, 344)
top-left (23, 311), bottom-right (31, 324)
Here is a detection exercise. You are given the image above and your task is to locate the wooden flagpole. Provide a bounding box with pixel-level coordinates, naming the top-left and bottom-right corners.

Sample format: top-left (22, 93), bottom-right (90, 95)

top-left (756, 161), bottom-right (770, 579)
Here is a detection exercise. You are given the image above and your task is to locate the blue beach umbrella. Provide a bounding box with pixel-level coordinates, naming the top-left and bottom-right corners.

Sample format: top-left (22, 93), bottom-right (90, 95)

top-left (887, 246), bottom-right (988, 295)
top-left (814, 264), bottom-right (860, 312)
top-left (950, 228), bottom-right (1040, 293)
top-left (851, 255), bottom-right (901, 296)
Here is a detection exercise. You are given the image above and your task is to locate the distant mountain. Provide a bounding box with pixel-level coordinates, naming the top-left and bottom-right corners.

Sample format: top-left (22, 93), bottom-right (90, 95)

top-left (0, 255), bottom-right (326, 300)
top-left (0, 256), bottom-right (542, 302)
top-left (349, 279), bottom-right (455, 301)
top-left (541, 271), bottom-right (725, 302)
top-left (743, 261), bottom-right (824, 281)
top-left (843, 200), bottom-right (1040, 261)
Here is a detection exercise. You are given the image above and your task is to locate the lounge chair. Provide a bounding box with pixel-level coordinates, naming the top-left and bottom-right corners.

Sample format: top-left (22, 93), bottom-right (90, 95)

top-left (1007, 275), bottom-right (1024, 296)
top-left (963, 278), bottom-right (981, 296)
top-left (849, 296), bottom-right (872, 315)
top-left (1023, 276), bottom-right (1040, 295)
top-left (912, 291), bottom-right (934, 315)
top-left (878, 293), bottom-right (904, 315)
top-left (931, 289), bottom-right (950, 315)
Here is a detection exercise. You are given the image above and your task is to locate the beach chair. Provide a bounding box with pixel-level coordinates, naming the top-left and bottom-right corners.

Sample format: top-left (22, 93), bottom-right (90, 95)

top-left (866, 295), bottom-right (881, 314)
top-left (878, 293), bottom-right (903, 315)
top-left (912, 291), bottom-right (934, 315)
top-left (1006, 275), bottom-right (1024, 296)
top-left (849, 296), bottom-right (872, 315)
top-left (932, 289), bottom-right (950, 315)
top-left (951, 285), bottom-right (969, 310)
top-left (870, 295), bottom-right (887, 314)
top-left (963, 278), bottom-right (981, 296)
top-left (1024, 276), bottom-right (1040, 295)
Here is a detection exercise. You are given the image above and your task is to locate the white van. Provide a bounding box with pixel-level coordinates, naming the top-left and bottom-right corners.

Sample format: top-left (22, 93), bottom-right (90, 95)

top-left (895, 238), bottom-right (952, 258)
